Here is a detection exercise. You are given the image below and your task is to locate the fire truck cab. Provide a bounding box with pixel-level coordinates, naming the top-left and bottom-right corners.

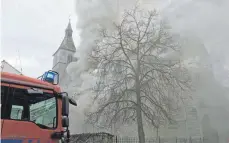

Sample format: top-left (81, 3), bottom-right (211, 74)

top-left (1, 70), bottom-right (77, 143)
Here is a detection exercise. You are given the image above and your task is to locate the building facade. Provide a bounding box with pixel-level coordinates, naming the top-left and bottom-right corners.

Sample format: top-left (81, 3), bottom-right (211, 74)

top-left (1, 60), bottom-right (22, 75)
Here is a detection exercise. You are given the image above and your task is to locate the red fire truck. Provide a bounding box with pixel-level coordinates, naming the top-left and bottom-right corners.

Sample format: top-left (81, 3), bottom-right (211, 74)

top-left (1, 70), bottom-right (77, 143)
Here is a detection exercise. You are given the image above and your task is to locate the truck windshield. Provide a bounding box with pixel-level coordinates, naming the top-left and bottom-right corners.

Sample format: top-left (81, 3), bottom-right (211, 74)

top-left (29, 93), bottom-right (57, 129)
top-left (1, 86), bottom-right (57, 129)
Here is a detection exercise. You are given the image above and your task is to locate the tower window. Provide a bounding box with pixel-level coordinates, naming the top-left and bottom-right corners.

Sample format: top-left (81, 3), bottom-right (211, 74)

top-left (67, 55), bottom-right (72, 63)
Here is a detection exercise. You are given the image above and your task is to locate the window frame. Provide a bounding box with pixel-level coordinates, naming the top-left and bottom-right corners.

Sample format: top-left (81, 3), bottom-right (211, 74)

top-left (1, 85), bottom-right (11, 119)
top-left (1, 84), bottom-right (59, 130)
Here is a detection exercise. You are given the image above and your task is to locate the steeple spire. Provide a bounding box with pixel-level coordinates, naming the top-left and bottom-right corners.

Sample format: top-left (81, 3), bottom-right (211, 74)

top-left (53, 20), bottom-right (76, 56)
top-left (65, 19), bottom-right (73, 37)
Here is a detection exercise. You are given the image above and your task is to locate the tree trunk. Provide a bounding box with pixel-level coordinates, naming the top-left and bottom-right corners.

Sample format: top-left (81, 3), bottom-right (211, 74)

top-left (136, 79), bottom-right (145, 143)
top-left (136, 97), bottom-right (145, 143)
top-left (156, 128), bottom-right (159, 143)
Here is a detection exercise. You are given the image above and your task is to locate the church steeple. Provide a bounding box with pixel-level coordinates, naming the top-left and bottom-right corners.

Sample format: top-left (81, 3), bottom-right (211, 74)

top-left (65, 19), bottom-right (73, 37)
top-left (52, 20), bottom-right (77, 83)
top-left (53, 20), bottom-right (76, 56)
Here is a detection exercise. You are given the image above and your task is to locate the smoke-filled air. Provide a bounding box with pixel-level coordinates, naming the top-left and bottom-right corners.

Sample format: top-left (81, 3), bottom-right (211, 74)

top-left (65, 0), bottom-right (229, 142)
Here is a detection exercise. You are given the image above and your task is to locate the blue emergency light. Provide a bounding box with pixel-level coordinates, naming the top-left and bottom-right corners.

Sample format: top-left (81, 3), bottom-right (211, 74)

top-left (42, 70), bottom-right (59, 85)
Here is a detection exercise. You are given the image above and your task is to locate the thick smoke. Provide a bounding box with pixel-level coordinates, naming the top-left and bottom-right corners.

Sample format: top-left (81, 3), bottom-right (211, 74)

top-left (67, 0), bottom-right (171, 134)
top-left (67, 0), bottom-right (119, 134)
top-left (162, 0), bottom-right (229, 86)
top-left (67, 0), bottom-right (158, 134)
top-left (67, 0), bottom-right (229, 140)
top-left (163, 0), bottom-right (229, 141)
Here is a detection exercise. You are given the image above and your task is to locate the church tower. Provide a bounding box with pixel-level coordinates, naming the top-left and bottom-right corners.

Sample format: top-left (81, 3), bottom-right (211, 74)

top-left (52, 20), bottom-right (76, 84)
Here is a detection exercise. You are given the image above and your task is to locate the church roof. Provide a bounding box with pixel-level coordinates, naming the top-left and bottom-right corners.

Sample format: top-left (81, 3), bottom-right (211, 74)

top-left (53, 20), bottom-right (76, 56)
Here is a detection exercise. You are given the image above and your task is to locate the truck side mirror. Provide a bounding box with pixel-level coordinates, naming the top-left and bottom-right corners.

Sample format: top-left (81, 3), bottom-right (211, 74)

top-left (62, 93), bottom-right (69, 116)
top-left (62, 116), bottom-right (69, 127)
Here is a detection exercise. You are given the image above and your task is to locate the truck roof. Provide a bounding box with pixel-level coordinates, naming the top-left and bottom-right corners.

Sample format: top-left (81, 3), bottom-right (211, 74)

top-left (1, 72), bottom-right (61, 92)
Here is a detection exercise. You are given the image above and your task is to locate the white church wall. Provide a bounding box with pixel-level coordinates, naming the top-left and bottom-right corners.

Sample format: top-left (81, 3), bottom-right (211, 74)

top-left (53, 48), bottom-right (75, 81)
top-left (54, 49), bottom-right (75, 65)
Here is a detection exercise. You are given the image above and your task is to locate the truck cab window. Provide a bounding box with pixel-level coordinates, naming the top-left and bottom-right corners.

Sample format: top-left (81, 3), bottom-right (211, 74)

top-left (1, 85), bottom-right (57, 129)
top-left (29, 94), bottom-right (57, 129)
top-left (10, 88), bottom-right (29, 120)
top-left (1, 86), bottom-right (8, 118)
top-left (11, 105), bottom-right (23, 120)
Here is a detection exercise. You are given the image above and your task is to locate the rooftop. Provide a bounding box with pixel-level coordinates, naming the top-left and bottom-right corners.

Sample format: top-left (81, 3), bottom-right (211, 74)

top-left (1, 60), bottom-right (22, 75)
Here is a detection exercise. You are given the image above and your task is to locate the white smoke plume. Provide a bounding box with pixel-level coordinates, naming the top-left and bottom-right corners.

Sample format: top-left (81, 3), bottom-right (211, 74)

top-left (162, 0), bottom-right (229, 141)
top-left (67, 0), bottom-right (169, 135)
top-left (66, 0), bottom-right (229, 140)
top-left (162, 0), bottom-right (229, 86)
top-left (67, 0), bottom-right (120, 134)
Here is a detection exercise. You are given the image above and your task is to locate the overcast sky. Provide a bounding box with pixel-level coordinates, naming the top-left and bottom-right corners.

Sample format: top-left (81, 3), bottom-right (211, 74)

top-left (1, 0), bottom-right (80, 77)
top-left (0, 0), bottom-right (168, 78)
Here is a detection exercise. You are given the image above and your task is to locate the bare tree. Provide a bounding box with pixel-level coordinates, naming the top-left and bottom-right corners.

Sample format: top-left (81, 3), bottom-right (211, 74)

top-left (86, 6), bottom-right (192, 143)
